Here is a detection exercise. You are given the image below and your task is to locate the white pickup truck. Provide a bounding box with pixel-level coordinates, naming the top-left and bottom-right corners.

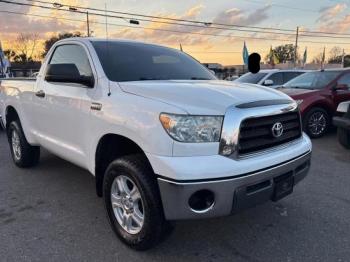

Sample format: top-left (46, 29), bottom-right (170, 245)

top-left (0, 38), bottom-right (312, 250)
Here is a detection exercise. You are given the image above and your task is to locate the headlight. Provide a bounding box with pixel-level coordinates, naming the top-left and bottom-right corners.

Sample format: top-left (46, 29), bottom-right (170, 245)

top-left (159, 113), bottom-right (223, 143)
top-left (295, 99), bottom-right (303, 105)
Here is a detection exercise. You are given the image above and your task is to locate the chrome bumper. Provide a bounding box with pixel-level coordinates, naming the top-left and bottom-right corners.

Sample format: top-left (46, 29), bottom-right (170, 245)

top-left (158, 151), bottom-right (311, 220)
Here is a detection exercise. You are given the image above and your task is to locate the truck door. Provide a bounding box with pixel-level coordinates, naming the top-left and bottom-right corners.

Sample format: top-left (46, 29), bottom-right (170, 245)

top-left (33, 43), bottom-right (97, 168)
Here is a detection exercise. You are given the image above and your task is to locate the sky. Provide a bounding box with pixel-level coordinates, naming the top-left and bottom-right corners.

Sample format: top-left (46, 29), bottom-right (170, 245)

top-left (1, 0), bottom-right (350, 65)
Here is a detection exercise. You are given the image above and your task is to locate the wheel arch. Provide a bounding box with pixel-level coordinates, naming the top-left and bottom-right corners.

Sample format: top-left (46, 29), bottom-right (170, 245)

top-left (302, 101), bottom-right (333, 119)
top-left (5, 105), bottom-right (20, 129)
top-left (94, 133), bottom-right (153, 197)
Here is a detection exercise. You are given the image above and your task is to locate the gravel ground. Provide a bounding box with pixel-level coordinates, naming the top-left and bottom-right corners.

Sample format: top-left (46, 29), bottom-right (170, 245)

top-left (1, 130), bottom-right (350, 262)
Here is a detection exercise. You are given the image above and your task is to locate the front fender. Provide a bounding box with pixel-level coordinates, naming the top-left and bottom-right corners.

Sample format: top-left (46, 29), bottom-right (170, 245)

top-left (86, 91), bottom-right (186, 175)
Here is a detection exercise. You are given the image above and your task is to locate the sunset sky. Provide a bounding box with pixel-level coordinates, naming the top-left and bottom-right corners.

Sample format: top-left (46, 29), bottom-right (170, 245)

top-left (1, 0), bottom-right (350, 65)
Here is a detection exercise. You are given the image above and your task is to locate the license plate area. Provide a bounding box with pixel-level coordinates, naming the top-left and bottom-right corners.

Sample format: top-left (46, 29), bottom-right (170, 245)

top-left (272, 171), bottom-right (294, 201)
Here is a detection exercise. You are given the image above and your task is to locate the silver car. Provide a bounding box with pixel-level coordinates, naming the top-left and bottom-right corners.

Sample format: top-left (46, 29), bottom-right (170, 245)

top-left (235, 69), bottom-right (308, 88)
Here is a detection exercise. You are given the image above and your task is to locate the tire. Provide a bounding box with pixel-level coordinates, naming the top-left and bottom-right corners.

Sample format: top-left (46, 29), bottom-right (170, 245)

top-left (337, 127), bottom-right (350, 149)
top-left (7, 120), bottom-right (40, 168)
top-left (303, 107), bottom-right (330, 138)
top-left (103, 154), bottom-right (172, 250)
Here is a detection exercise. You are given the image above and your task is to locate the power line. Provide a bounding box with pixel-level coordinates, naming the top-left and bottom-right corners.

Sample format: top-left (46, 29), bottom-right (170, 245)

top-left (23, 0), bottom-right (297, 32)
top-left (3, 0), bottom-right (350, 40)
top-left (23, 0), bottom-right (350, 37)
top-left (0, 0), bottom-right (298, 37)
top-left (3, 8), bottom-right (350, 46)
top-left (0, 9), bottom-right (294, 41)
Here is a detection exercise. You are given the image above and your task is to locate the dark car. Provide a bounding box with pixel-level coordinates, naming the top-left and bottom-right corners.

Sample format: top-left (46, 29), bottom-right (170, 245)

top-left (279, 69), bottom-right (350, 138)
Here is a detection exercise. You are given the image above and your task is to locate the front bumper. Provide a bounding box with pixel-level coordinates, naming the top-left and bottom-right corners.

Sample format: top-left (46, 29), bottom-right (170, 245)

top-left (158, 151), bottom-right (311, 220)
top-left (333, 116), bottom-right (350, 130)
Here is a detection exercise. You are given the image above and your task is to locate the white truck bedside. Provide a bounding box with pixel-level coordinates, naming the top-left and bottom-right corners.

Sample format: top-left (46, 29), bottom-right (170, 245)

top-left (0, 38), bottom-right (312, 250)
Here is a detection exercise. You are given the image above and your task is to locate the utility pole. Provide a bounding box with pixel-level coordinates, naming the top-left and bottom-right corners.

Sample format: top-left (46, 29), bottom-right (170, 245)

top-left (86, 11), bottom-right (90, 37)
top-left (294, 26), bottom-right (299, 68)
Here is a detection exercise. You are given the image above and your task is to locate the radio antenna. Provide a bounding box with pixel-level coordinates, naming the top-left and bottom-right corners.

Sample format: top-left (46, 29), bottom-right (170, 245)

top-left (105, 3), bottom-right (111, 96)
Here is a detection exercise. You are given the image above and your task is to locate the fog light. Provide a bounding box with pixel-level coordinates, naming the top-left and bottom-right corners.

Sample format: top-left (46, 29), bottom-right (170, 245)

top-left (188, 190), bottom-right (215, 213)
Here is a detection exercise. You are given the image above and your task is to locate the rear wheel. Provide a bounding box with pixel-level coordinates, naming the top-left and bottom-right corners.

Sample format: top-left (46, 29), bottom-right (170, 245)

top-left (103, 154), bottom-right (172, 250)
top-left (303, 107), bottom-right (330, 138)
top-left (7, 121), bottom-right (40, 168)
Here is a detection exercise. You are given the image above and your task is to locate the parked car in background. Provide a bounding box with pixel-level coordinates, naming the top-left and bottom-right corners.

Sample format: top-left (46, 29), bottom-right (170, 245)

top-left (333, 101), bottom-right (350, 149)
top-left (235, 69), bottom-right (307, 88)
top-left (226, 75), bottom-right (239, 81)
top-left (279, 69), bottom-right (350, 138)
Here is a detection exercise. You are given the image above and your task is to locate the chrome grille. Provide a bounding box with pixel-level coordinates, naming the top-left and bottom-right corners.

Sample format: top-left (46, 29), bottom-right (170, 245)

top-left (238, 112), bottom-right (302, 155)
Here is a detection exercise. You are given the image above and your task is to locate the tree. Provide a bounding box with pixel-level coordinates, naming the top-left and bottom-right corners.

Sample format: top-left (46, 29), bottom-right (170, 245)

top-left (328, 46), bottom-right (343, 64)
top-left (42, 32), bottom-right (82, 58)
top-left (12, 33), bottom-right (39, 63)
top-left (4, 49), bottom-right (18, 62)
top-left (311, 52), bottom-right (324, 64)
top-left (265, 44), bottom-right (297, 64)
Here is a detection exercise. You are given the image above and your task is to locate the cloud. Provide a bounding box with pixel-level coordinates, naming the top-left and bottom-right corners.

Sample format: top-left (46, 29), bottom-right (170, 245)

top-left (111, 4), bottom-right (211, 47)
top-left (0, 2), bottom-right (84, 39)
top-left (212, 5), bottom-right (271, 26)
top-left (316, 3), bottom-right (350, 32)
top-left (317, 3), bottom-right (347, 22)
top-left (112, 4), bottom-right (271, 49)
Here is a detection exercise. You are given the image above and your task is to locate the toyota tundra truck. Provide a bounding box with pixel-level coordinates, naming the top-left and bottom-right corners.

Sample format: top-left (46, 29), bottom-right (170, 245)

top-left (0, 38), bottom-right (312, 250)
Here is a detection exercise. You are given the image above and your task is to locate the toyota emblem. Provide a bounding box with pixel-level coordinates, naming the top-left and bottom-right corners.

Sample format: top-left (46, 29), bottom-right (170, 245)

top-left (271, 122), bottom-right (284, 138)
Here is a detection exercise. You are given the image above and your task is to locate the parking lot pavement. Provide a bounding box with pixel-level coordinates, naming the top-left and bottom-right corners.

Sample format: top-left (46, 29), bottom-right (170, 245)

top-left (0, 130), bottom-right (350, 262)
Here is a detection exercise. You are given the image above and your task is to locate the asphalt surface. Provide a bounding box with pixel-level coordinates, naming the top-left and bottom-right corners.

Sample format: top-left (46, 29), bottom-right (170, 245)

top-left (1, 129), bottom-right (350, 262)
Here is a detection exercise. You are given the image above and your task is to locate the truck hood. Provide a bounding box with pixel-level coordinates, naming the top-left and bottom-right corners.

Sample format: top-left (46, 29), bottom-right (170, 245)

top-left (119, 80), bottom-right (292, 115)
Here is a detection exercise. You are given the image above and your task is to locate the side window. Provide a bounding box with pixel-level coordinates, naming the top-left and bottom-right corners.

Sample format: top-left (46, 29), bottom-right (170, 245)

top-left (337, 74), bottom-right (350, 89)
top-left (266, 72), bottom-right (283, 85)
top-left (48, 44), bottom-right (93, 79)
top-left (283, 72), bottom-right (302, 83)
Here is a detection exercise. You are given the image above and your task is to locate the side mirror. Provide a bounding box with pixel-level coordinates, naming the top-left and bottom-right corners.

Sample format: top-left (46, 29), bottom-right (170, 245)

top-left (263, 79), bottom-right (274, 86)
top-left (45, 64), bottom-right (94, 88)
top-left (333, 83), bottom-right (349, 91)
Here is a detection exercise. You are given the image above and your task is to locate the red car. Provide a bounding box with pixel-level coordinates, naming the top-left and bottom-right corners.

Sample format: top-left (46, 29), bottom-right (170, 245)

top-left (280, 69), bottom-right (350, 138)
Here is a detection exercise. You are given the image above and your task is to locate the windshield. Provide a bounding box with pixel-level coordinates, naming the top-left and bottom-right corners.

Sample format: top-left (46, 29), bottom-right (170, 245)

top-left (236, 72), bottom-right (268, 84)
top-left (91, 41), bottom-right (216, 82)
top-left (284, 71), bottom-right (341, 89)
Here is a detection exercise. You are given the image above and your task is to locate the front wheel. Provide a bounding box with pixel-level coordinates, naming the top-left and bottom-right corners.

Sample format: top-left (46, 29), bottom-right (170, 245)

top-left (103, 155), bottom-right (172, 250)
top-left (303, 107), bottom-right (330, 138)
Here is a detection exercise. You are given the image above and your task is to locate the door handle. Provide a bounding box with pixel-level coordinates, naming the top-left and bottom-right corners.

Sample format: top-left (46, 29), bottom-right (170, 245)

top-left (35, 90), bottom-right (45, 98)
top-left (91, 102), bottom-right (102, 111)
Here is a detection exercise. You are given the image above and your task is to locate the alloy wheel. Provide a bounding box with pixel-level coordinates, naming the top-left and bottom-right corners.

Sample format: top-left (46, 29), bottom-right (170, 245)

top-left (110, 175), bottom-right (144, 235)
top-left (11, 130), bottom-right (21, 161)
top-left (308, 111), bottom-right (327, 136)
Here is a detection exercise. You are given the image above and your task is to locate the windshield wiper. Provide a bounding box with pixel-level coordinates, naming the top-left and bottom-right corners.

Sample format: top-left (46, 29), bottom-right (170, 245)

top-left (139, 77), bottom-right (168, 80)
top-left (191, 77), bottom-right (211, 80)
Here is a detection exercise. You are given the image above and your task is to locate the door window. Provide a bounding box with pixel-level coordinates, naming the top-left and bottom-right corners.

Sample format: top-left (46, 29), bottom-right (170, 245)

top-left (337, 74), bottom-right (350, 89)
top-left (283, 72), bottom-right (303, 83)
top-left (48, 44), bottom-right (93, 79)
top-left (266, 72), bottom-right (283, 86)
